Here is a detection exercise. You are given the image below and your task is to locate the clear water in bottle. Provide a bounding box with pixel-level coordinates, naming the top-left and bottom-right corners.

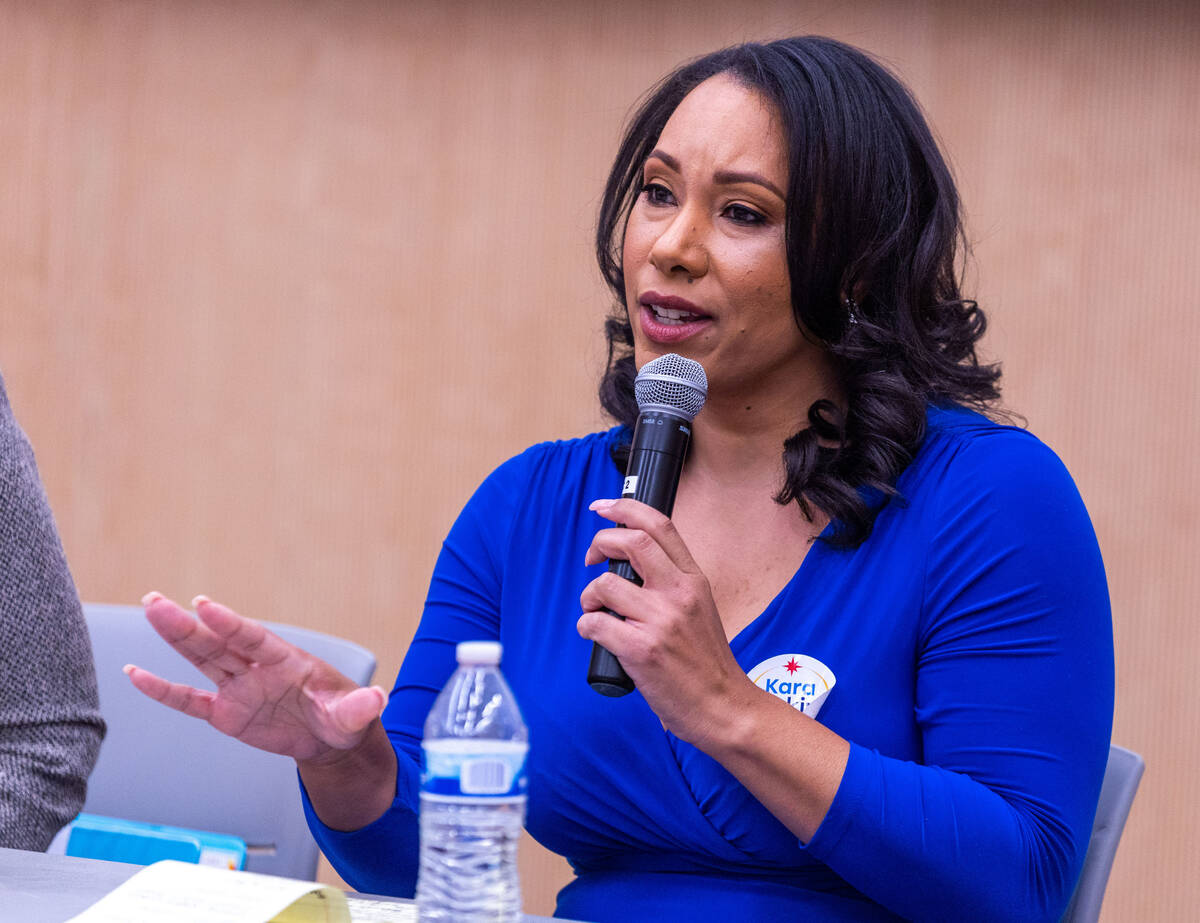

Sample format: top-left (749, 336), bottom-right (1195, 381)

top-left (417, 641), bottom-right (528, 923)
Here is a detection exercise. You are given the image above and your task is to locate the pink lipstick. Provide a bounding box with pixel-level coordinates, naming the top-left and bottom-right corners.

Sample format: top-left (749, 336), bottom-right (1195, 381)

top-left (638, 292), bottom-right (712, 344)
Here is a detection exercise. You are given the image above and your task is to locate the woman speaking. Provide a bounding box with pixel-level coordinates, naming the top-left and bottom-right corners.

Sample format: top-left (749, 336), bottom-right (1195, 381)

top-left (129, 36), bottom-right (1113, 922)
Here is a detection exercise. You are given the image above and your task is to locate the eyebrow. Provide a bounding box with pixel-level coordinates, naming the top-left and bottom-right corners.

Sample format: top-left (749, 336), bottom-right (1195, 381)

top-left (646, 148), bottom-right (785, 200)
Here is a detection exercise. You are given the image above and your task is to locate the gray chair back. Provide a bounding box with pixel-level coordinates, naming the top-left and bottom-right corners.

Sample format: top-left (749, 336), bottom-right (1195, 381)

top-left (81, 602), bottom-right (376, 880)
top-left (1061, 744), bottom-right (1144, 922)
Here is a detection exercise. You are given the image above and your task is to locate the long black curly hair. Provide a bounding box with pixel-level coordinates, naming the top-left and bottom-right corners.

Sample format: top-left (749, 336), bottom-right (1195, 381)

top-left (596, 36), bottom-right (1001, 547)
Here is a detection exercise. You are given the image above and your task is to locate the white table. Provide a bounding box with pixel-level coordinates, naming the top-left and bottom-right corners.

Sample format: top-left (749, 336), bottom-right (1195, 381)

top-left (0, 846), bottom-right (567, 922)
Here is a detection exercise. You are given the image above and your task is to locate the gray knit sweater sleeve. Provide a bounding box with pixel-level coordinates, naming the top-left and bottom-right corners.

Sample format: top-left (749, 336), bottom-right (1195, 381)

top-left (0, 374), bottom-right (105, 850)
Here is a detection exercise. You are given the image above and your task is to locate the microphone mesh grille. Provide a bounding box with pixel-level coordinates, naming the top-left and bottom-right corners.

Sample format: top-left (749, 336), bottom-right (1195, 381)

top-left (634, 353), bottom-right (708, 420)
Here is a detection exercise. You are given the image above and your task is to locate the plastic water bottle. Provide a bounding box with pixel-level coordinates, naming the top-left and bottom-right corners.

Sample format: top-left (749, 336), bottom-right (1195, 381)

top-left (417, 641), bottom-right (528, 922)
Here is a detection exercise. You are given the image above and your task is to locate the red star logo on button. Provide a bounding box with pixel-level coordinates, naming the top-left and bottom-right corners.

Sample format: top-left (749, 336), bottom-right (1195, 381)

top-left (784, 657), bottom-right (800, 674)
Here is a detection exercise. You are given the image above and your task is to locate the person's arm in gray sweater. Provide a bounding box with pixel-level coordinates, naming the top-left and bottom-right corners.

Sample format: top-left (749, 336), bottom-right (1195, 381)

top-left (0, 374), bottom-right (105, 850)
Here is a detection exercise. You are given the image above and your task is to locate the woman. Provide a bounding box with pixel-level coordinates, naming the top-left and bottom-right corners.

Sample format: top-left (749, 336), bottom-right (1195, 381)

top-left (129, 37), bottom-right (1113, 921)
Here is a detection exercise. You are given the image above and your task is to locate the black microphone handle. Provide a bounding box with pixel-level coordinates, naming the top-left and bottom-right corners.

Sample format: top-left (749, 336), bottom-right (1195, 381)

top-left (588, 410), bottom-right (691, 697)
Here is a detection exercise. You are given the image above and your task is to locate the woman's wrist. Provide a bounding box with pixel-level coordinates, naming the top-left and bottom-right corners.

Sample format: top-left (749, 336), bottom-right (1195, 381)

top-left (678, 668), bottom-right (765, 756)
top-left (297, 719), bottom-right (398, 832)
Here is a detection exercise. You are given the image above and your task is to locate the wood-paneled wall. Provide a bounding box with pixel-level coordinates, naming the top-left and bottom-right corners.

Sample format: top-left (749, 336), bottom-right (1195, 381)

top-left (2, 1), bottom-right (1195, 917)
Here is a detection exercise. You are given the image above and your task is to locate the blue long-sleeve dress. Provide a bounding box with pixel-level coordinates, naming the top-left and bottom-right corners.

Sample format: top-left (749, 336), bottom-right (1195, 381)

top-left (303, 406), bottom-right (1114, 922)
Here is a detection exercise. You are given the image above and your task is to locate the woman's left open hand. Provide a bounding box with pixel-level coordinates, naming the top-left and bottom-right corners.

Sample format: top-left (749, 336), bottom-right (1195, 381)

top-left (577, 497), bottom-right (752, 746)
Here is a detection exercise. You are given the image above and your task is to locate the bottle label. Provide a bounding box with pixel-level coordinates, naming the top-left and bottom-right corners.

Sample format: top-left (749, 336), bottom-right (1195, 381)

top-left (421, 739), bottom-right (528, 800)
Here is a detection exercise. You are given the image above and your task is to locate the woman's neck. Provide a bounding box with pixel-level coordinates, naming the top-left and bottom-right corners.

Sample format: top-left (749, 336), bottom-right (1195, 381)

top-left (684, 357), bottom-right (842, 486)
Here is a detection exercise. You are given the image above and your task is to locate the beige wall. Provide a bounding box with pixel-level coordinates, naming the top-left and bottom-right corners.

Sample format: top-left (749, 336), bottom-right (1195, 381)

top-left (2, 0), bottom-right (1196, 917)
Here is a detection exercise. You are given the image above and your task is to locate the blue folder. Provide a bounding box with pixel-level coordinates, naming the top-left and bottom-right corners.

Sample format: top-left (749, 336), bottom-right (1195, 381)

top-left (64, 813), bottom-right (247, 869)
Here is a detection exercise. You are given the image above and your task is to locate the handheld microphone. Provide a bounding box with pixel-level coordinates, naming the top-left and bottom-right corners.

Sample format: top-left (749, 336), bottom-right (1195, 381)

top-left (588, 353), bottom-right (708, 697)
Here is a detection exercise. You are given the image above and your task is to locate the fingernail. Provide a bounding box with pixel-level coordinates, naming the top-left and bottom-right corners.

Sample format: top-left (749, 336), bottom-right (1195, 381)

top-left (191, 594), bottom-right (211, 609)
top-left (122, 664), bottom-right (135, 676)
top-left (589, 499), bottom-right (617, 511)
top-left (141, 591), bottom-right (163, 606)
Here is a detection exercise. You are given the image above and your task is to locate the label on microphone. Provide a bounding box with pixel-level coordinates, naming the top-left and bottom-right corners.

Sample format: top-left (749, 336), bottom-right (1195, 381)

top-left (622, 475), bottom-right (638, 497)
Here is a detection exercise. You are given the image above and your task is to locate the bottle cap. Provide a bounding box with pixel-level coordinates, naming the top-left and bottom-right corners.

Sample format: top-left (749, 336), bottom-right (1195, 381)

top-left (456, 641), bottom-right (502, 665)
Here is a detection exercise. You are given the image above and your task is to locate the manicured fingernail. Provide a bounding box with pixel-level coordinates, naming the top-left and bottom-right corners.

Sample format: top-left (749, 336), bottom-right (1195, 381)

top-left (141, 591), bottom-right (163, 606)
top-left (589, 499), bottom-right (617, 511)
top-left (191, 594), bottom-right (211, 609)
top-left (122, 664), bottom-right (135, 676)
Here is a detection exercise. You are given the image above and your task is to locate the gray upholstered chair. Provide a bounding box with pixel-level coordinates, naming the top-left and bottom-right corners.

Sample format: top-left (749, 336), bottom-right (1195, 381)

top-left (79, 602), bottom-right (376, 880)
top-left (1061, 744), bottom-right (1145, 922)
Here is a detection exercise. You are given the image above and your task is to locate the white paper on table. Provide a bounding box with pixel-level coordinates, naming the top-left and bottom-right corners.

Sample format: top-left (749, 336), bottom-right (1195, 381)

top-left (344, 896), bottom-right (418, 922)
top-left (65, 859), bottom-right (349, 923)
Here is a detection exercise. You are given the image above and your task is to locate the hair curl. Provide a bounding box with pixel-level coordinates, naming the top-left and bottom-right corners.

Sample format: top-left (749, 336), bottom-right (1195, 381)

top-left (596, 36), bottom-right (1000, 547)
